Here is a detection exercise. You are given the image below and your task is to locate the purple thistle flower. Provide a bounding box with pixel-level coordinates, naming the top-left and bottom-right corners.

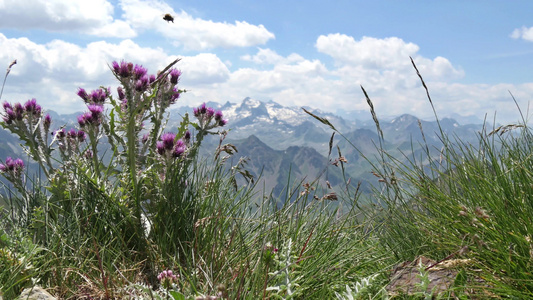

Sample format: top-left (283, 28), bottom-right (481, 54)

top-left (156, 141), bottom-right (165, 155)
top-left (77, 88), bottom-right (88, 101)
top-left (149, 74), bottom-right (156, 84)
top-left (214, 110), bottom-right (223, 121)
top-left (88, 104), bottom-right (103, 117)
top-left (89, 88), bottom-right (107, 105)
top-left (1, 157), bottom-right (25, 177)
top-left (3, 108), bottom-right (15, 124)
top-left (117, 87), bottom-right (125, 100)
top-left (218, 119), bottom-right (228, 127)
top-left (77, 130), bottom-right (86, 142)
top-left (24, 98), bottom-right (41, 116)
top-left (3, 101), bottom-right (12, 111)
top-left (13, 103), bottom-right (23, 120)
top-left (170, 87), bottom-right (180, 104)
top-left (169, 68), bottom-right (181, 84)
top-left (206, 107), bottom-right (215, 119)
top-left (184, 130), bottom-right (191, 142)
top-left (135, 75), bottom-right (150, 92)
top-left (67, 128), bottom-right (77, 139)
top-left (199, 103), bottom-right (207, 114)
top-left (54, 128), bottom-right (66, 139)
top-left (111, 61), bottom-right (120, 73)
top-left (43, 114), bottom-right (52, 131)
top-left (173, 139), bottom-right (186, 158)
top-left (112, 60), bottom-right (131, 78)
top-left (160, 132), bottom-right (176, 151)
top-left (133, 64), bottom-right (147, 80)
top-left (77, 113), bottom-right (88, 127)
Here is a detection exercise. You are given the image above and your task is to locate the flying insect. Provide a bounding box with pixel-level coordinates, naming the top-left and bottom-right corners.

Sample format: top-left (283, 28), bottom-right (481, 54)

top-left (163, 14), bottom-right (174, 23)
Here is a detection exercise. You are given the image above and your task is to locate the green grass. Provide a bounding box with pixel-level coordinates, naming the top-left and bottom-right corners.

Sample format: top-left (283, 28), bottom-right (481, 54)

top-left (2, 57), bottom-right (533, 299)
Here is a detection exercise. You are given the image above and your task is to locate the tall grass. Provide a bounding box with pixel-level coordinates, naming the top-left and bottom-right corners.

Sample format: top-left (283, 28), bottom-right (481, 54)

top-left (2, 55), bottom-right (533, 299)
top-left (305, 57), bottom-right (533, 298)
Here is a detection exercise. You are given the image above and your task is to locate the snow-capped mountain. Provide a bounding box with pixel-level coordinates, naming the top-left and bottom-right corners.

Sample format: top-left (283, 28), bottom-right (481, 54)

top-left (169, 97), bottom-right (358, 153)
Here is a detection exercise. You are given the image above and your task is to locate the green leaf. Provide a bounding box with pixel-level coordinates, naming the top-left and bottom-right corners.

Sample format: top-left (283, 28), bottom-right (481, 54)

top-left (169, 290), bottom-right (186, 300)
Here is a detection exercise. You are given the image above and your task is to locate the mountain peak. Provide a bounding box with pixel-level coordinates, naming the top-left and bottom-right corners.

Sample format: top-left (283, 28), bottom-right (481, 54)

top-left (391, 114), bottom-right (418, 124)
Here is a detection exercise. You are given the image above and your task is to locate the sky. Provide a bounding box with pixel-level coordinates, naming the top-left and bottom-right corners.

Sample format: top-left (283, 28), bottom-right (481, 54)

top-left (1, 0), bottom-right (533, 124)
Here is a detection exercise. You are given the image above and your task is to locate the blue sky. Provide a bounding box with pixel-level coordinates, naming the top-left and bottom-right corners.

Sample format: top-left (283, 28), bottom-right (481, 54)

top-left (1, 0), bottom-right (533, 123)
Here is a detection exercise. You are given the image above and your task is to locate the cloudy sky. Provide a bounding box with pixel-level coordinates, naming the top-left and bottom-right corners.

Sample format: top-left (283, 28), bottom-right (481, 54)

top-left (1, 0), bottom-right (533, 123)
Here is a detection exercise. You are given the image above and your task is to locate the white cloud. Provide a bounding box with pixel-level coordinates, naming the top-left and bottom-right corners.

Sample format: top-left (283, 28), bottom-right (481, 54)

top-left (241, 48), bottom-right (304, 65)
top-left (0, 0), bottom-right (136, 38)
top-left (315, 34), bottom-right (464, 81)
top-left (178, 53), bottom-right (230, 85)
top-left (0, 33), bottom-right (229, 113)
top-left (119, 0), bottom-right (275, 50)
top-left (511, 26), bottom-right (533, 42)
top-left (0, 29), bottom-right (529, 124)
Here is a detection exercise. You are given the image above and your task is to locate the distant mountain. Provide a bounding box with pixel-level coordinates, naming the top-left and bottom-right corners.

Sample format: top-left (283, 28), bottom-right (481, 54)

top-left (169, 97), bottom-right (357, 153)
top-left (0, 97), bottom-right (486, 202)
top-left (229, 135), bottom-right (353, 199)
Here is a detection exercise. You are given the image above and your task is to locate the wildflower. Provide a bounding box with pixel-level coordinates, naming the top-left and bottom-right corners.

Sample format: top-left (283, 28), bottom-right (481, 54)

top-left (157, 269), bottom-right (178, 290)
top-left (77, 88), bottom-right (88, 101)
top-left (78, 104), bottom-right (103, 127)
top-left (169, 68), bottom-right (181, 84)
top-left (77, 113), bottom-right (89, 127)
top-left (117, 87), bottom-right (125, 100)
top-left (206, 107), bottom-right (215, 119)
top-left (133, 64), bottom-right (147, 80)
top-left (67, 128), bottom-right (86, 143)
top-left (193, 103), bottom-right (227, 130)
top-left (214, 110), bottom-right (227, 127)
top-left (160, 132), bottom-right (176, 151)
top-left (193, 103), bottom-right (207, 117)
top-left (0, 157), bottom-right (25, 178)
top-left (173, 139), bottom-right (186, 158)
top-left (23, 98), bottom-right (41, 116)
top-left (135, 74), bottom-right (150, 92)
top-left (183, 130), bottom-right (191, 143)
top-left (67, 128), bottom-right (77, 139)
top-left (53, 128), bottom-right (66, 139)
top-left (156, 141), bottom-right (165, 155)
top-left (2, 101), bottom-right (12, 111)
top-left (2, 108), bottom-right (15, 124)
top-left (88, 104), bottom-right (103, 121)
top-left (43, 114), bottom-right (52, 132)
top-left (13, 103), bottom-right (24, 120)
top-left (112, 60), bottom-right (131, 78)
top-left (89, 88), bottom-right (107, 105)
top-left (77, 130), bottom-right (86, 142)
top-left (170, 87), bottom-right (180, 104)
top-left (157, 133), bottom-right (188, 159)
top-left (149, 74), bottom-right (156, 84)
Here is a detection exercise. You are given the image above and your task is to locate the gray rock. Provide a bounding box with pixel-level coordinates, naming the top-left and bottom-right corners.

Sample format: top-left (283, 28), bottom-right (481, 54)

top-left (17, 286), bottom-right (56, 300)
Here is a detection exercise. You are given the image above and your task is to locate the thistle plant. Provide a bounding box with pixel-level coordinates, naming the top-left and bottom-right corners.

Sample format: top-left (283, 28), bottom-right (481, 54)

top-left (0, 58), bottom-right (228, 288)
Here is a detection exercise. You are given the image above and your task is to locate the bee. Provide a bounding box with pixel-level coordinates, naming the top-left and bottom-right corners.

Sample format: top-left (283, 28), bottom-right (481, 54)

top-left (163, 13), bottom-right (174, 23)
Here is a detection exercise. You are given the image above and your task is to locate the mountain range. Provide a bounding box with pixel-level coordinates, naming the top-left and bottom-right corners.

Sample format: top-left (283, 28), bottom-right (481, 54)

top-left (0, 97), bottom-right (486, 201)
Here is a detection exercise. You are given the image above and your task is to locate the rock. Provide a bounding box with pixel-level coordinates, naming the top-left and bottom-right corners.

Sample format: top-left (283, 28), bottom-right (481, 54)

top-left (17, 286), bottom-right (57, 300)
